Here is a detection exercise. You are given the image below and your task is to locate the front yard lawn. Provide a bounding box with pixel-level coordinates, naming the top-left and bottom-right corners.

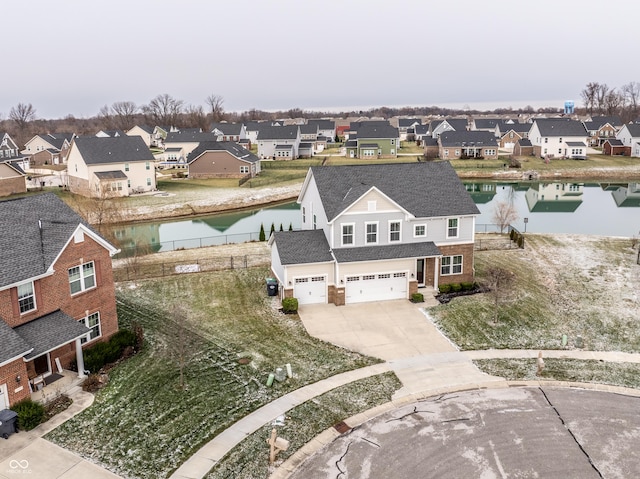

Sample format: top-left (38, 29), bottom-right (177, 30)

top-left (429, 234), bottom-right (640, 351)
top-left (46, 267), bottom-right (380, 479)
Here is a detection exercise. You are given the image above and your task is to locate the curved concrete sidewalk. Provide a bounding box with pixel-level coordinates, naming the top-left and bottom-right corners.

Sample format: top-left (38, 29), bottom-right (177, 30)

top-left (170, 346), bottom-right (640, 479)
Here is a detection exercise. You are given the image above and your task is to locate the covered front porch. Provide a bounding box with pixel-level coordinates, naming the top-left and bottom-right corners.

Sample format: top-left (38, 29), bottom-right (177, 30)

top-left (29, 369), bottom-right (85, 403)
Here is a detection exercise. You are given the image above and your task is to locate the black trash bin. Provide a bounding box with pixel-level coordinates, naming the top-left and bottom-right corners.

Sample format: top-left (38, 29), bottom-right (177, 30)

top-left (266, 278), bottom-right (278, 296)
top-left (0, 409), bottom-right (18, 439)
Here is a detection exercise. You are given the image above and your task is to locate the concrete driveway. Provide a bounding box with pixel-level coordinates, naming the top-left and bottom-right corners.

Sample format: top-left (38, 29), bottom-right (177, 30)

top-left (298, 299), bottom-right (455, 360)
top-left (298, 299), bottom-right (504, 396)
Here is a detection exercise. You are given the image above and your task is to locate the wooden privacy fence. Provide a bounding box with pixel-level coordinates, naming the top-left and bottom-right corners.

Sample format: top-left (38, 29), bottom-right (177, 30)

top-left (113, 253), bottom-right (271, 282)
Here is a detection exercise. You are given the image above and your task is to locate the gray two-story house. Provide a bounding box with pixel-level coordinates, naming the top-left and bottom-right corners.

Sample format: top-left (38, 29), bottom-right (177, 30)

top-left (269, 162), bottom-right (480, 305)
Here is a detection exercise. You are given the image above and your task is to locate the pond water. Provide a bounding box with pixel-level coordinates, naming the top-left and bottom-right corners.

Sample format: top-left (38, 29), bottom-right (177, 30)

top-left (109, 181), bottom-right (639, 257)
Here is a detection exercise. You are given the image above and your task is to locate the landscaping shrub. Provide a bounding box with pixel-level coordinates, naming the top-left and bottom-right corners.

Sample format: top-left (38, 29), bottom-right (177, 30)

top-left (11, 399), bottom-right (45, 431)
top-left (439, 284), bottom-right (452, 294)
top-left (282, 297), bottom-right (298, 314)
top-left (461, 282), bottom-right (475, 291)
top-left (82, 329), bottom-right (137, 373)
top-left (451, 283), bottom-right (463, 293)
top-left (411, 292), bottom-right (424, 303)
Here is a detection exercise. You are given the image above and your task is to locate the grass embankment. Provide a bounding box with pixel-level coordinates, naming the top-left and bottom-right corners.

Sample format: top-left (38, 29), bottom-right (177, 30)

top-left (475, 358), bottom-right (640, 390)
top-left (46, 267), bottom-right (382, 479)
top-left (209, 372), bottom-right (401, 479)
top-left (430, 234), bottom-right (640, 351)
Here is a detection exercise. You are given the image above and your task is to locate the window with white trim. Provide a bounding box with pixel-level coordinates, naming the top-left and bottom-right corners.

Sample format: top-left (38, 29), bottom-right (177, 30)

top-left (145, 161), bottom-right (150, 170)
top-left (414, 224), bottom-right (426, 237)
top-left (69, 261), bottom-right (96, 295)
top-left (389, 221), bottom-right (401, 242)
top-left (302, 207), bottom-right (306, 223)
top-left (342, 224), bottom-right (354, 246)
top-left (313, 214), bottom-right (317, 229)
top-left (80, 311), bottom-right (101, 344)
top-left (447, 218), bottom-right (459, 238)
top-left (124, 163), bottom-right (129, 172)
top-left (441, 255), bottom-right (463, 275)
top-left (17, 282), bottom-right (36, 314)
top-left (240, 166), bottom-right (249, 174)
top-left (365, 222), bottom-right (378, 244)
top-left (147, 177), bottom-right (151, 186)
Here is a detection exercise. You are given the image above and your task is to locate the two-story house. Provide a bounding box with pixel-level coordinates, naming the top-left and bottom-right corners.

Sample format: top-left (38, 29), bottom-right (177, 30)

top-left (428, 118), bottom-right (468, 138)
top-left (528, 118), bottom-right (588, 159)
top-left (583, 116), bottom-right (622, 147)
top-left (66, 136), bottom-right (157, 197)
top-left (256, 125), bottom-right (301, 159)
top-left (186, 141), bottom-right (261, 178)
top-left (307, 119), bottom-right (336, 143)
top-left (0, 132), bottom-right (21, 160)
top-left (438, 131), bottom-right (499, 159)
top-left (0, 193), bottom-right (119, 409)
top-left (344, 122), bottom-right (400, 159)
top-left (126, 125), bottom-right (155, 148)
top-left (21, 133), bottom-right (75, 166)
top-left (616, 123), bottom-right (640, 157)
top-left (269, 162), bottom-right (479, 305)
top-left (210, 122), bottom-right (247, 143)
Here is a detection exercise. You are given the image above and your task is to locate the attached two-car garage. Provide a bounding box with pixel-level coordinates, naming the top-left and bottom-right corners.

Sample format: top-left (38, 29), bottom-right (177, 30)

top-left (294, 276), bottom-right (327, 305)
top-left (345, 272), bottom-right (408, 304)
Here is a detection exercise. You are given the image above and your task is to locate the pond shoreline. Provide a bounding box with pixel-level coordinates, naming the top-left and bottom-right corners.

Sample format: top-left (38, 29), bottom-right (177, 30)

top-left (111, 165), bottom-right (640, 224)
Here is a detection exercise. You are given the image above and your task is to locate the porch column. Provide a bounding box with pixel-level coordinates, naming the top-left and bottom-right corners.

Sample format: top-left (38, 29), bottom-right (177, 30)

top-left (75, 338), bottom-right (87, 378)
top-left (433, 257), bottom-right (439, 291)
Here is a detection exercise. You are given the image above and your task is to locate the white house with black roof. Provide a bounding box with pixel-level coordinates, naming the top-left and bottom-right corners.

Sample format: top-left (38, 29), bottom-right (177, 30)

top-left (66, 136), bottom-right (156, 197)
top-left (528, 118), bottom-right (589, 159)
top-left (616, 123), bottom-right (640, 157)
top-left (256, 125), bottom-right (301, 159)
top-left (269, 162), bottom-right (479, 305)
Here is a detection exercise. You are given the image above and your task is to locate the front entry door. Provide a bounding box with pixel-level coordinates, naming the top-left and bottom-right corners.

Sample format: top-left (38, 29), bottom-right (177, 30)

top-left (34, 354), bottom-right (51, 376)
top-left (416, 259), bottom-right (425, 286)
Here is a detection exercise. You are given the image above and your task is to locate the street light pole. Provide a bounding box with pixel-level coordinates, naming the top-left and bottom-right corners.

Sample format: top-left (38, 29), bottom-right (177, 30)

top-left (524, 217), bottom-right (528, 233)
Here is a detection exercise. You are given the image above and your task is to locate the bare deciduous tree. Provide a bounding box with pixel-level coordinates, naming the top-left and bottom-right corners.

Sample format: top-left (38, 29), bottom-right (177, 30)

top-left (484, 266), bottom-right (515, 325)
top-left (581, 82), bottom-right (599, 116)
top-left (604, 89), bottom-right (624, 116)
top-left (184, 104), bottom-right (209, 131)
top-left (206, 94), bottom-right (225, 123)
top-left (622, 81), bottom-right (640, 120)
top-left (595, 83), bottom-right (610, 114)
top-left (165, 304), bottom-right (200, 390)
top-left (143, 94), bottom-right (184, 127)
top-left (98, 104), bottom-right (114, 130)
top-left (9, 103), bottom-right (37, 130)
top-left (492, 200), bottom-right (519, 234)
top-left (111, 101), bottom-right (138, 131)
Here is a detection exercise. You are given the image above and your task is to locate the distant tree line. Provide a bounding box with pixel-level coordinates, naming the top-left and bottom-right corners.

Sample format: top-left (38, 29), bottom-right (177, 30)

top-left (579, 81), bottom-right (640, 122)
top-left (2, 89), bottom-right (592, 148)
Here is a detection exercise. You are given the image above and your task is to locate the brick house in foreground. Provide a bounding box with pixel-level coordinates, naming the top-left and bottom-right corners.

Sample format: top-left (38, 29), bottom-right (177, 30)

top-left (269, 162), bottom-right (479, 306)
top-left (0, 193), bottom-right (119, 409)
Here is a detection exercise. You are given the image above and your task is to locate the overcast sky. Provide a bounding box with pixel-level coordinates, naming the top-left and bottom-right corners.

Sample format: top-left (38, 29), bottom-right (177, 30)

top-left (2, 0), bottom-right (638, 119)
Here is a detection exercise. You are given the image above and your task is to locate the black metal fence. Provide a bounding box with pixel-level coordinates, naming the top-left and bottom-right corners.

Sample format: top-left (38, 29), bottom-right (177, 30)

top-left (113, 253), bottom-right (271, 282)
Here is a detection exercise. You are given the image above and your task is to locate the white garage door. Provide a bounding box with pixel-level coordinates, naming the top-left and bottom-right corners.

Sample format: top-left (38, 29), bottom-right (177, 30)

top-left (345, 272), bottom-right (407, 304)
top-left (294, 276), bottom-right (327, 304)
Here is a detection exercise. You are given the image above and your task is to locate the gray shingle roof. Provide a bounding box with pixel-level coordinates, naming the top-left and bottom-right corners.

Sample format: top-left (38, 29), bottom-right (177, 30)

top-left (431, 118), bottom-right (468, 132)
top-left (415, 125), bottom-right (429, 135)
top-left (333, 241), bottom-right (441, 263)
top-left (499, 123), bottom-right (531, 134)
top-left (256, 125), bottom-right (299, 141)
top-left (604, 138), bottom-right (624, 146)
top-left (533, 118), bottom-right (588, 137)
top-left (310, 162), bottom-right (480, 222)
top-left (14, 310), bottom-right (90, 360)
top-left (439, 131), bottom-right (498, 148)
top-left (349, 120), bottom-right (391, 131)
top-left (74, 136), bottom-right (153, 165)
top-left (398, 118), bottom-right (422, 128)
top-left (517, 139), bottom-right (532, 147)
top-left (0, 319), bottom-right (32, 364)
top-left (40, 133), bottom-right (74, 150)
top-left (624, 123), bottom-right (640, 137)
top-left (300, 124), bottom-right (319, 135)
top-left (272, 230), bottom-right (333, 265)
top-left (210, 122), bottom-right (244, 136)
top-left (0, 193), bottom-right (87, 288)
top-left (355, 123), bottom-right (399, 139)
top-left (591, 116), bottom-right (622, 127)
top-left (165, 131), bottom-right (219, 143)
top-left (565, 141), bottom-right (586, 147)
top-left (186, 141), bottom-right (259, 164)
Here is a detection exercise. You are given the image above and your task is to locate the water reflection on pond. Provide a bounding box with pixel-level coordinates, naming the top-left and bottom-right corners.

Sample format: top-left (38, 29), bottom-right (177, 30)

top-left (109, 181), bottom-right (640, 257)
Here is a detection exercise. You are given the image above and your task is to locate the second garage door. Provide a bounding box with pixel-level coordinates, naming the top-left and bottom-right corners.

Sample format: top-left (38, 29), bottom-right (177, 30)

top-left (294, 276), bottom-right (327, 304)
top-left (345, 272), bottom-right (407, 304)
